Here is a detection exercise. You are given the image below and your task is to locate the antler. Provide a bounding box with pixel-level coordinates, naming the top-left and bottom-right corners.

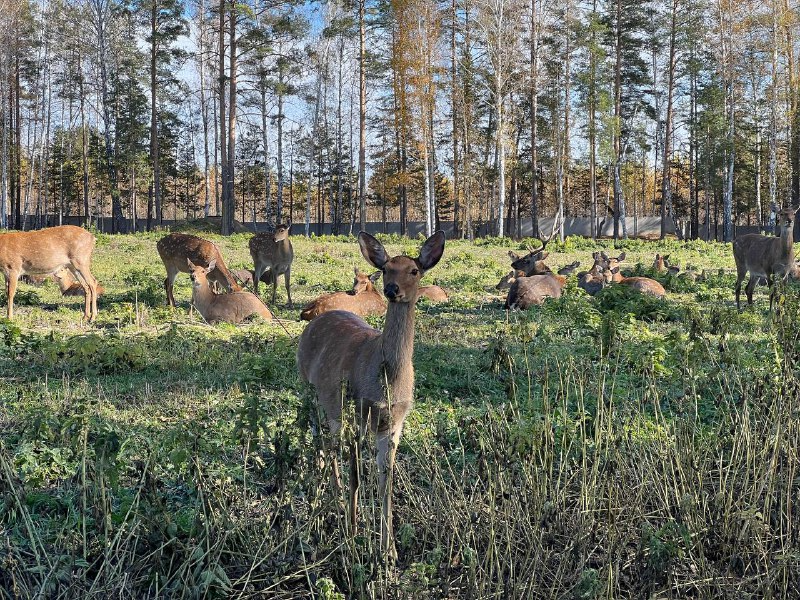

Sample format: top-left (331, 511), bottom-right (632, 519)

top-left (536, 210), bottom-right (564, 251)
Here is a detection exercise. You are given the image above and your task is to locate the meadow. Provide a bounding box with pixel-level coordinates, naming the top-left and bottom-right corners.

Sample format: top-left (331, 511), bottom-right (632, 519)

top-left (0, 227), bottom-right (798, 599)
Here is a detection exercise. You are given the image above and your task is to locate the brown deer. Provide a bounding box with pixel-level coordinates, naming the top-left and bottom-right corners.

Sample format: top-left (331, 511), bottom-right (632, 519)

top-left (0, 225), bottom-right (99, 320)
top-left (653, 253), bottom-right (680, 275)
top-left (578, 264), bottom-right (605, 296)
top-left (296, 231), bottom-right (445, 560)
top-left (557, 260), bottom-right (581, 276)
top-left (300, 269), bottom-right (387, 321)
top-left (54, 269), bottom-right (106, 297)
top-left (186, 259), bottom-right (273, 324)
top-left (602, 266), bottom-right (666, 298)
top-left (600, 251), bottom-right (626, 282)
top-left (157, 232), bottom-right (241, 306)
top-left (505, 274), bottom-right (563, 309)
top-left (733, 206), bottom-right (798, 310)
top-left (418, 285), bottom-right (449, 302)
top-left (250, 223), bottom-right (294, 307)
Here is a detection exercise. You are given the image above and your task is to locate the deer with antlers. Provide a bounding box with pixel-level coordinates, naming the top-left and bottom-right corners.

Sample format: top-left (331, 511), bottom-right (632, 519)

top-left (0, 225), bottom-right (99, 320)
top-left (157, 233), bottom-right (241, 306)
top-left (297, 231), bottom-right (445, 561)
top-left (733, 206), bottom-right (798, 310)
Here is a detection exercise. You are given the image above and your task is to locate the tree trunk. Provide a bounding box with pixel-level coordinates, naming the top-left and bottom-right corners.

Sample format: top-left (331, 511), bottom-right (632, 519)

top-left (358, 0), bottom-right (367, 231)
top-left (660, 0), bottom-right (678, 240)
top-left (150, 0), bottom-right (162, 228)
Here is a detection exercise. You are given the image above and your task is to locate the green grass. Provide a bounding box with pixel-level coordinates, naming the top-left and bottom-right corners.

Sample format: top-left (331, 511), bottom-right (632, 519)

top-left (1, 231), bottom-right (799, 598)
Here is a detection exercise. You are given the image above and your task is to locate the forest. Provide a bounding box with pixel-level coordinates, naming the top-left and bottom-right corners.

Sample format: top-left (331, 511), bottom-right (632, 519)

top-left (1, 0), bottom-right (797, 239)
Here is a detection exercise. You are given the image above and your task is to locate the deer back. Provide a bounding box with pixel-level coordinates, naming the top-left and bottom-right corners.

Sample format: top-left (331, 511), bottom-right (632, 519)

top-left (418, 285), bottom-right (448, 302)
top-left (0, 225), bottom-right (95, 275)
top-left (506, 274), bottom-right (562, 309)
top-left (157, 233), bottom-right (241, 291)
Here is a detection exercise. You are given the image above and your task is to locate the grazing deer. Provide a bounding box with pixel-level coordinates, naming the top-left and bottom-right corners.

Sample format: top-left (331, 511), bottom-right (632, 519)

top-left (602, 266), bottom-right (666, 298)
top-left (418, 285), bottom-right (448, 303)
top-left (157, 232), bottom-right (241, 307)
top-left (296, 231), bottom-right (445, 560)
top-left (250, 223), bottom-right (294, 307)
top-left (186, 259), bottom-right (273, 324)
top-left (733, 206), bottom-right (798, 310)
top-left (0, 225), bottom-right (99, 320)
top-left (505, 274), bottom-right (563, 309)
top-left (300, 269), bottom-right (387, 321)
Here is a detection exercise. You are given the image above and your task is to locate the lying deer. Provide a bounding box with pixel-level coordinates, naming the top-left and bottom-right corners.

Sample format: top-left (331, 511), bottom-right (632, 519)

top-left (558, 261), bottom-right (581, 276)
top-left (250, 223), bottom-right (294, 307)
top-left (602, 266), bottom-right (666, 298)
top-left (0, 225), bottom-right (99, 320)
top-left (600, 251), bottom-right (626, 282)
top-left (505, 275), bottom-right (563, 309)
top-left (418, 285), bottom-right (448, 302)
top-left (297, 231), bottom-right (445, 561)
top-left (300, 268), bottom-right (386, 321)
top-left (733, 206), bottom-right (798, 310)
top-left (187, 259), bottom-right (273, 324)
top-left (653, 253), bottom-right (680, 275)
top-left (157, 232), bottom-right (241, 306)
top-left (22, 269), bottom-right (106, 297)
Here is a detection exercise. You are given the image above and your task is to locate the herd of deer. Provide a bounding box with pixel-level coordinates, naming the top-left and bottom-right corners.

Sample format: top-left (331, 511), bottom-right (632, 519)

top-left (0, 207), bottom-right (797, 560)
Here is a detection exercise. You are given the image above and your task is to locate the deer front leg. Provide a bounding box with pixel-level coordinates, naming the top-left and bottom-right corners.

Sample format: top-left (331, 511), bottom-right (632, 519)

top-left (284, 267), bottom-right (293, 308)
top-left (5, 271), bottom-right (18, 320)
top-left (376, 427), bottom-right (402, 562)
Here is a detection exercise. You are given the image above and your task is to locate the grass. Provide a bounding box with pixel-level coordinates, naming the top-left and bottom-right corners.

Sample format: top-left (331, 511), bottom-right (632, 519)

top-left (0, 231), bottom-right (799, 598)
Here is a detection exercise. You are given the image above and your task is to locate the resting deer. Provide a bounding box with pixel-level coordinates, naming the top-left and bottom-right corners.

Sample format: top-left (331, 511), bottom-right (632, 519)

top-left (600, 251), bottom-right (626, 282)
top-left (602, 266), bottom-right (666, 298)
top-left (300, 269), bottom-right (387, 321)
top-left (0, 225), bottom-right (99, 320)
top-left (157, 232), bottom-right (241, 306)
top-left (733, 206), bottom-right (798, 310)
top-left (418, 285), bottom-right (448, 302)
top-left (250, 223), bottom-right (294, 307)
top-left (187, 259), bottom-right (273, 324)
top-left (296, 231), bottom-right (445, 561)
top-left (505, 274), bottom-right (563, 309)
top-left (558, 261), bottom-right (581, 276)
top-left (653, 253), bottom-right (680, 275)
top-left (54, 269), bottom-right (106, 297)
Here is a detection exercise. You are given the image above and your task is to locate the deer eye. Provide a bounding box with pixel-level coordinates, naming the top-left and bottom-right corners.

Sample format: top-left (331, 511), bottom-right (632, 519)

top-left (410, 268), bottom-right (419, 276)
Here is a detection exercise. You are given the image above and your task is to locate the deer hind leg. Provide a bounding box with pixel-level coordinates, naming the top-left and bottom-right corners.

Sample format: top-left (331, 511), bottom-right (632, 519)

top-left (165, 267), bottom-right (179, 307)
top-left (376, 427), bottom-right (402, 561)
top-left (70, 261), bottom-right (98, 321)
top-left (744, 275), bottom-right (758, 307)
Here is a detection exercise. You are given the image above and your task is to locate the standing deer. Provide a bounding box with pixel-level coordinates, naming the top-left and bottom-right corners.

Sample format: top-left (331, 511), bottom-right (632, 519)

top-left (186, 259), bottom-right (273, 324)
top-left (297, 231), bottom-right (445, 560)
top-left (157, 232), bottom-right (241, 306)
top-left (250, 223), bottom-right (294, 307)
top-left (733, 206), bottom-right (798, 310)
top-left (300, 269), bottom-right (386, 321)
top-left (0, 225), bottom-right (98, 320)
top-left (602, 266), bottom-right (666, 298)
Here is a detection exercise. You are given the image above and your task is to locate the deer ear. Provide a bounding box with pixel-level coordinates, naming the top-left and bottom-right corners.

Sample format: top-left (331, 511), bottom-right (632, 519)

top-left (369, 271), bottom-right (382, 284)
top-left (187, 258), bottom-right (196, 270)
top-left (618, 252), bottom-right (626, 261)
top-left (655, 253), bottom-right (661, 260)
top-left (539, 251), bottom-right (549, 261)
top-left (600, 251), bottom-right (609, 261)
top-left (206, 259), bottom-right (216, 273)
top-left (418, 231), bottom-right (445, 271)
top-left (353, 266), bottom-right (359, 276)
top-left (612, 266), bottom-right (620, 274)
top-left (663, 254), bottom-right (669, 261)
top-left (358, 232), bottom-right (389, 269)
top-left (508, 251), bottom-right (520, 261)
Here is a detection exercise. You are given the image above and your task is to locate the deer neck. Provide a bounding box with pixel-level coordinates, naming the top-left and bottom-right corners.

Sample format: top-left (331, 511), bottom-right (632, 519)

top-left (192, 280), bottom-right (216, 308)
top-left (378, 299), bottom-right (416, 382)
top-left (780, 223), bottom-right (795, 255)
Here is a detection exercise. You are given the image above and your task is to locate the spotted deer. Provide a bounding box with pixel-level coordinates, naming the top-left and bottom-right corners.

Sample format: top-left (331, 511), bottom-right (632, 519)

top-left (157, 233), bottom-right (241, 306)
top-left (733, 206), bottom-right (798, 310)
top-left (300, 269), bottom-right (387, 321)
top-left (0, 225), bottom-right (99, 320)
top-left (296, 231), bottom-right (445, 561)
top-left (249, 223), bottom-right (294, 307)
